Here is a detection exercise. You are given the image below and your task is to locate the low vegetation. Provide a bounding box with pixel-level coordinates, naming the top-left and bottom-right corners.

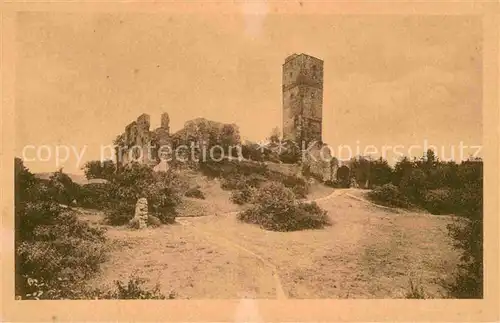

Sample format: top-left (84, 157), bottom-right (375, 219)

top-left (363, 150), bottom-right (483, 298)
top-left (405, 277), bottom-right (427, 299)
top-left (16, 143), bottom-right (483, 299)
top-left (80, 161), bottom-right (183, 225)
top-left (15, 158), bottom-right (107, 299)
top-left (15, 158), bottom-right (177, 299)
top-left (95, 276), bottom-right (174, 299)
top-left (238, 182), bottom-right (330, 231)
top-left (200, 159), bottom-right (309, 205)
top-left (184, 186), bottom-right (205, 199)
top-left (368, 183), bottom-right (411, 208)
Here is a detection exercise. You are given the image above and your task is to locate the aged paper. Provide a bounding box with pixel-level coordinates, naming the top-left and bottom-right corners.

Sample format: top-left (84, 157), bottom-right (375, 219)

top-left (1, 1), bottom-right (499, 322)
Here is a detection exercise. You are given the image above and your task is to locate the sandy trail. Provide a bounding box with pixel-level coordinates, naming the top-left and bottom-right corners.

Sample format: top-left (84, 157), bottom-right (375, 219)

top-left (85, 188), bottom-right (459, 298)
top-left (178, 216), bottom-right (287, 299)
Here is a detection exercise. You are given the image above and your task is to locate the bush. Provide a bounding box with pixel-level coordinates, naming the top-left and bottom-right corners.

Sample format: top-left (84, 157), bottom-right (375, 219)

top-left (77, 183), bottom-right (112, 209)
top-left (128, 217), bottom-right (141, 229)
top-left (156, 208), bottom-right (177, 224)
top-left (292, 202), bottom-right (331, 230)
top-left (405, 277), bottom-right (426, 299)
top-left (445, 179), bottom-right (483, 298)
top-left (142, 172), bottom-right (182, 223)
top-left (399, 168), bottom-right (428, 202)
top-left (200, 159), bottom-right (308, 199)
top-left (220, 175), bottom-right (246, 190)
top-left (48, 169), bottom-right (81, 205)
top-left (15, 158), bottom-right (107, 299)
top-left (106, 203), bottom-right (135, 225)
top-left (368, 183), bottom-right (410, 208)
top-left (230, 185), bottom-right (255, 205)
top-left (422, 188), bottom-right (453, 214)
top-left (270, 172), bottom-right (309, 198)
top-left (100, 165), bottom-right (182, 225)
top-left (107, 277), bottom-right (166, 299)
top-left (238, 182), bottom-right (330, 231)
top-left (184, 187), bottom-right (205, 199)
top-left (96, 276), bottom-right (174, 299)
top-left (147, 215), bottom-right (162, 228)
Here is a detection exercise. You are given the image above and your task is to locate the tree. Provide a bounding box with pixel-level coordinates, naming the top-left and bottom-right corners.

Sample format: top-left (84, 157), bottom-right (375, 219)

top-left (369, 157), bottom-right (393, 187)
top-left (392, 156), bottom-right (414, 186)
top-left (350, 156), bottom-right (371, 188)
top-left (446, 158), bottom-right (483, 298)
top-left (82, 160), bottom-right (116, 180)
top-left (399, 168), bottom-right (428, 202)
top-left (49, 168), bottom-right (79, 205)
top-left (220, 124), bottom-right (241, 156)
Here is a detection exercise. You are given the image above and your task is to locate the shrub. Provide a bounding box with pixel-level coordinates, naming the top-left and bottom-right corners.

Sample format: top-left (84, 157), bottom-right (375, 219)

top-left (238, 182), bottom-right (330, 231)
top-left (77, 183), bottom-right (112, 209)
top-left (106, 203), bottom-right (135, 225)
top-left (445, 180), bottom-right (483, 298)
top-left (422, 188), bottom-right (453, 214)
top-left (230, 185), bottom-right (255, 205)
top-left (98, 277), bottom-right (172, 299)
top-left (15, 158), bottom-right (108, 299)
top-left (405, 277), bottom-right (426, 299)
top-left (147, 215), bottom-right (162, 228)
top-left (128, 217), bottom-right (141, 229)
top-left (291, 202), bottom-right (330, 230)
top-left (399, 168), bottom-right (428, 202)
top-left (278, 140), bottom-right (301, 164)
top-left (271, 172), bottom-right (309, 198)
top-left (184, 187), bottom-right (205, 199)
top-left (48, 169), bottom-right (81, 205)
top-left (156, 208), bottom-right (177, 224)
top-left (368, 183), bottom-right (411, 208)
top-left (244, 173), bottom-right (267, 187)
top-left (220, 175), bottom-right (246, 190)
top-left (104, 167), bottom-right (182, 225)
top-left (82, 160), bottom-right (116, 181)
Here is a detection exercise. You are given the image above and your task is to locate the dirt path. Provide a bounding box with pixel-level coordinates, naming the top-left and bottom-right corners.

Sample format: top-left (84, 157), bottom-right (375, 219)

top-left (85, 188), bottom-right (459, 299)
top-left (173, 189), bottom-right (366, 299)
top-left (178, 216), bottom-right (287, 299)
top-left (175, 189), bottom-right (349, 299)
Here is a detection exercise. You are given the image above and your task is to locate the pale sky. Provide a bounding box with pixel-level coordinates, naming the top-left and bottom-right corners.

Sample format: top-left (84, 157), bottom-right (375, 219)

top-left (15, 12), bottom-right (482, 173)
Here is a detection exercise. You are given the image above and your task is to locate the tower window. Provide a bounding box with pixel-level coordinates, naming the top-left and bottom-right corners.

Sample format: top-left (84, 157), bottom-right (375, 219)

top-left (290, 93), bottom-right (295, 99)
top-left (289, 72), bottom-right (293, 78)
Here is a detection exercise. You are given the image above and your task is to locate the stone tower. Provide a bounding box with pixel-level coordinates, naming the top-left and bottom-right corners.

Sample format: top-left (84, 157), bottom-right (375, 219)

top-left (282, 53), bottom-right (323, 145)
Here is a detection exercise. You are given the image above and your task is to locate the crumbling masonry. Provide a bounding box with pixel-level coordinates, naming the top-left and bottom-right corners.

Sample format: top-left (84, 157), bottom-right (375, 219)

top-left (114, 113), bottom-right (171, 168)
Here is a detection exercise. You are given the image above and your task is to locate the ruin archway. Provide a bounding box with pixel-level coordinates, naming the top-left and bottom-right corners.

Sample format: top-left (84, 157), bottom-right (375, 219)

top-left (336, 165), bottom-right (350, 188)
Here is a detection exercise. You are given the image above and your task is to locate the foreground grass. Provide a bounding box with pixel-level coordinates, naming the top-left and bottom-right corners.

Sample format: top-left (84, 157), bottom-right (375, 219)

top-left (81, 189), bottom-right (459, 299)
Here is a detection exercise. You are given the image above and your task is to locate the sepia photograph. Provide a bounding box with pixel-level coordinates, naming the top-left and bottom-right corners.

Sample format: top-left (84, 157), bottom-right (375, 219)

top-left (2, 1), bottom-right (499, 322)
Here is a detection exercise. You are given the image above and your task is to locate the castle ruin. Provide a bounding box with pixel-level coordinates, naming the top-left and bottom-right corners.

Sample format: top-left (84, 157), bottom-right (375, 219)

top-left (114, 113), bottom-right (171, 169)
top-left (115, 114), bottom-right (240, 169)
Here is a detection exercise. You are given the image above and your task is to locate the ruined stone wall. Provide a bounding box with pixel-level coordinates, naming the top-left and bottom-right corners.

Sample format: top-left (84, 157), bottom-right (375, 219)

top-left (116, 113), bottom-right (170, 168)
top-left (174, 118), bottom-right (240, 148)
top-left (302, 143), bottom-right (338, 182)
